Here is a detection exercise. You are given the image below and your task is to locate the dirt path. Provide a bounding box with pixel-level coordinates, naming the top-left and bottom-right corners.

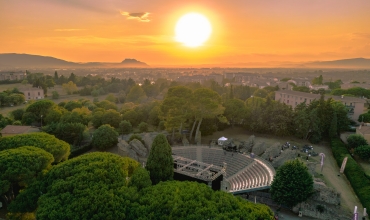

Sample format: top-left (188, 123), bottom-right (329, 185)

top-left (202, 127), bottom-right (364, 214)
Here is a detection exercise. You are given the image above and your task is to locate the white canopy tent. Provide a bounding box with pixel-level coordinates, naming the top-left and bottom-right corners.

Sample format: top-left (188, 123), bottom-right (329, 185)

top-left (218, 137), bottom-right (228, 145)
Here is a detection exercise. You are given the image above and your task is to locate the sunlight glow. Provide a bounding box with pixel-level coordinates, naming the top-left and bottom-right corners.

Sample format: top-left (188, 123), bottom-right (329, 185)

top-left (175, 13), bottom-right (212, 47)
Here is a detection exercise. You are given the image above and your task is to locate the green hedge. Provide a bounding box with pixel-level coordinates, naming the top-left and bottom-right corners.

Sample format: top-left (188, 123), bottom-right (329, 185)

top-left (330, 138), bottom-right (370, 210)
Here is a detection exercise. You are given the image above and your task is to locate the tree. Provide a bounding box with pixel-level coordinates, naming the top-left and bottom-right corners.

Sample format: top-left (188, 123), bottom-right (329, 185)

top-left (0, 133), bottom-right (70, 163)
top-left (11, 108), bottom-right (25, 121)
top-left (119, 120), bottom-right (133, 135)
top-left (270, 160), bottom-right (314, 207)
top-left (146, 134), bottom-right (173, 184)
top-left (92, 124), bottom-right (119, 150)
top-left (347, 134), bottom-right (368, 149)
top-left (252, 89), bottom-right (268, 98)
top-left (132, 181), bottom-right (274, 220)
top-left (223, 98), bottom-right (246, 126)
top-left (293, 86), bottom-right (310, 93)
top-left (354, 145), bottom-right (370, 160)
top-left (126, 85), bottom-right (147, 103)
top-left (25, 99), bottom-right (55, 119)
top-left (138, 122), bottom-right (149, 132)
top-left (312, 75), bottom-right (323, 85)
top-left (91, 110), bottom-right (104, 128)
top-left (11, 152), bottom-right (139, 219)
top-left (191, 88), bottom-right (225, 142)
top-left (64, 100), bottom-right (83, 111)
top-left (105, 93), bottom-right (117, 103)
top-left (128, 167), bottom-right (152, 191)
top-left (101, 109), bottom-right (121, 128)
top-left (51, 91), bottom-right (59, 99)
top-left (62, 81), bottom-right (78, 95)
top-left (95, 100), bottom-right (117, 111)
top-left (43, 122), bottom-right (86, 145)
top-left (329, 111), bottom-right (338, 138)
top-left (0, 146), bottom-right (54, 206)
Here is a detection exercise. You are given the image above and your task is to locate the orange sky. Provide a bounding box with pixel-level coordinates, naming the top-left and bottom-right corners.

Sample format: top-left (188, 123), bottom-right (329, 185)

top-left (1, 0), bottom-right (370, 66)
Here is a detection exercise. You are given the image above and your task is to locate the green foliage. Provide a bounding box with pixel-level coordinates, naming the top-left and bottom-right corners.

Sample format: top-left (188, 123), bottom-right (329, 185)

top-left (92, 124), bottom-right (118, 150)
top-left (270, 160), bottom-right (314, 207)
top-left (133, 181), bottom-right (274, 220)
top-left (146, 134), bottom-right (173, 184)
top-left (129, 134), bottom-right (144, 145)
top-left (126, 85), bottom-right (147, 103)
top-left (105, 93), bottom-right (117, 103)
top-left (51, 91), bottom-right (59, 99)
top-left (0, 132), bottom-right (70, 163)
top-left (21, 112), bottom-right (37, 125)
top-left (25, 99), bottom-right (55, 122)
top-left (64, 100), bottom-right (82, 111)
top-left (158, 121), bottom-right (165, 130)
top-left (43, 105), bottom-right (66, 125)
top-left (122, 109), bottom-right (140, 127)
top-left (223, 98), bottom-right (246, 126)
top-left (331, 87), bottom-right (370, 99)
top-left (354, 145), bottom-right (370, 160)
top-left (11, 108), bottom-right (25, 121)
top-left (347, 134), bottom-right (368, 149)
top-left (311, 75), bottom-right (323, 85)
top-left (0, 146), bottom-right (53, 194)
top-left (329, 111), bottom-right (338, 138)
top-left (101, 109), bottom-right (121, 128)
top-left (359, 111), bottom-right (370, 122)
top-left (14, 152), bottom-right (139, 219)
top-left (43, 122), bottom-right (86, 145)
top-left (138, 122), bottom-right (149, 132)
top-left (253, 89), bottom-right (268, 98)
top-left (330, 138), bottom-right (370, 211)
top-left (128, 167), bottom-right (152, 191)
top-left (96, 100), bottom-right (117, 110)
top-left (120, 120), bottom-right (133, 135)
top-left (293, 86), bottom-right (310, 93)
top-left (91, 110), bottom-right (104, 128)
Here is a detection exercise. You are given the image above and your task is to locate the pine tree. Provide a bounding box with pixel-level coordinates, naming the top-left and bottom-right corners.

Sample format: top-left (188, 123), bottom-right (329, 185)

top-left (146, 134), bottom-right (173, 184)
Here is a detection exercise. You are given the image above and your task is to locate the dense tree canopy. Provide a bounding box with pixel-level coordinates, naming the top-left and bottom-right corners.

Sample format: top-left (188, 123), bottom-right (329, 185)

top-left (11, 152), bottom-right (140, 220)
top-left (0, 133), bottom-right (70, 163)
top-left (92, 124), bottom-right (119, 150)
top-left (146, 134), bottom-right (173, 184)
top-left (270, 160), bottom-right (314, 207)
top-left (0, 146), bottom-right (53, 205)
top-left (132, 181), bottom-right (274, 220)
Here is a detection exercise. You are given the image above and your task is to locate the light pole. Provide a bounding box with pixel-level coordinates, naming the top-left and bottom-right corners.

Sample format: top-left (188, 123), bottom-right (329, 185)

top-left (41, 115), bottom-right (43, 127)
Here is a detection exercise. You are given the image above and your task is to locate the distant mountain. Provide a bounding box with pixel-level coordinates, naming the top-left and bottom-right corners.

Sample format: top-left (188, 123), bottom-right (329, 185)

top-left (304, 58), bottom-right (370, 68)
top-left (0, 53), bottom-right (149, 69)
top-left (0, 53), bottom-right (78, 68)
top-left (121, 58), bottom-right (148, 67)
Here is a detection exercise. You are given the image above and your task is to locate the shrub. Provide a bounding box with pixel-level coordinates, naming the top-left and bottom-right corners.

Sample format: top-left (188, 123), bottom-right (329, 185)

top-left (355, 145), bottom-right (370, 160)
top-left (129, 134), bottom-right (144, 145)
top-left (138, 122), bottom-right (149, 133)
top-left (347, 134), bottom-right (368, 149)
top-left (330, 138), bottom-right (370, 211)
top-left (92, 124), bottom-right (118, 150)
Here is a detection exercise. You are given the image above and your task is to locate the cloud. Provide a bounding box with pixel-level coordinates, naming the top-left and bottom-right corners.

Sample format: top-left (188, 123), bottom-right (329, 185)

top-left (54, 29), bottom-right (86, 32)
top-left (121, 12), bottom-right (150, 22)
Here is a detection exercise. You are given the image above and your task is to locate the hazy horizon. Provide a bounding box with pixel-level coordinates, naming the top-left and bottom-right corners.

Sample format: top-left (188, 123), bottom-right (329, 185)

top-left (1, 0), bottom-right (370, 66)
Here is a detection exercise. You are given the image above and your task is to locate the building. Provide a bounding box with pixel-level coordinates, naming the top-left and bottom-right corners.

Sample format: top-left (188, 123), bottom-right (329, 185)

top-left (356, 125), bottom-right (370, 144)
top-left (275, 90), bottom-right (367, 122)
top-left (0, 72), bottom-right (26, 81)
top-left (0, 125), bottom-right (39, 137)
top-left (21, 88), bottom-right (44, 100)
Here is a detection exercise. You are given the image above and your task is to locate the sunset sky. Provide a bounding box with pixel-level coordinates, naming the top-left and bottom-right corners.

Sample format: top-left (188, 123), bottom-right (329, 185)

top-left (1, 0), bottom-right (370, 66)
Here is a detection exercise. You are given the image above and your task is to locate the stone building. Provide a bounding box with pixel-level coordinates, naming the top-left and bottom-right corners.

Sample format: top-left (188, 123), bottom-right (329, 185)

top-left (21, 88), bottom-right (44, 100)
top-left (275, 90), bottom-right (367, 122)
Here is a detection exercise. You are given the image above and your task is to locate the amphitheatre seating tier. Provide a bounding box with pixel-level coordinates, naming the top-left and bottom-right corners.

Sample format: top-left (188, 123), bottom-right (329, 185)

top-left (172, 146), bottom-right (275, 194)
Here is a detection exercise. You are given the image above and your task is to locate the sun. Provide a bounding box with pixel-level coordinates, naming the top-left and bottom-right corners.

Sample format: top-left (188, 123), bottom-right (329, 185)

top-left (175, 13), bottom-right (212, 48)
